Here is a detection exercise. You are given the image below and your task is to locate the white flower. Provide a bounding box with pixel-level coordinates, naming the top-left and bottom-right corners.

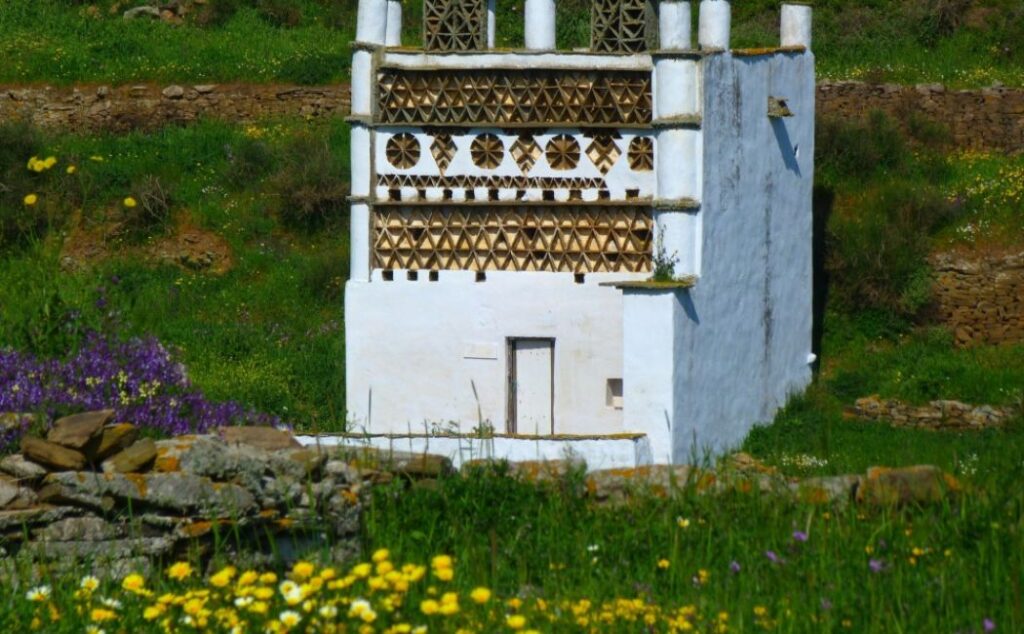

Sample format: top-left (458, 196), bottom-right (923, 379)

top-left (235, 596), bottom-right (254, 608)
top-left (101, 597), bottom-right (123, 609)
top-left (279, 610), bottom-right (302, 627)
top-left (319, 604), bottom-right (339, 619)
top-left (26, 585), bottom-right (50, 602)
top-left (80, 576), bottom-right (100, 591)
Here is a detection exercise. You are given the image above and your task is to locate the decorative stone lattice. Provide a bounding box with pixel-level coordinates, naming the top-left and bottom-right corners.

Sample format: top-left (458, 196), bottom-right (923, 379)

top-left (510, 135), bottom-right (543, 174)
top-left (470, 134), bottom-right (505, 169)
top-left (378, 173), bottom-right (607, 192)
top-left (628, 137), bottom-right (655, 171)
top-left (546, 135), bottom-right (581, 171)
top-left (385, 133), bottom-right (421, 169)
top-left (377, 69), bottom-right (653, 126)
top-left (430, 133), bottom-right (457, 175)
top-left (372, 205), bottom-right (654, 273)
top-left (586, 135), bottom-right (622, 175)
top-left (591, 0), bottom-right (651, 54)
top-left (423, 0), bottom-right (487, 51)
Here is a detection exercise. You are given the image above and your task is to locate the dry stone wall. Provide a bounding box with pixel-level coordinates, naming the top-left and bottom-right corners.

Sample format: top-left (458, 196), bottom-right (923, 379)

top-left (1, 81), bottom-right (1022, 155)
top-left (850, 396), bottom-right (1017, 431)
top-left (817, 81), bottom-right (1024, 155)
top-left (931, 251), bottom-right (1024, 346)
top-left (0, 83), bottom-right (351, 132)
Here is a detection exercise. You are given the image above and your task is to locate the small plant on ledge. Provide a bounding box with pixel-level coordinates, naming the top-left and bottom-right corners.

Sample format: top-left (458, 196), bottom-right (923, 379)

top-left (651, 231), bottom-right (680, 283)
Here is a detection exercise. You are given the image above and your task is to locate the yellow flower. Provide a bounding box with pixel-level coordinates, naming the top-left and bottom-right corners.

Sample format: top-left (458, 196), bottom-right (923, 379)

top-left (431, 555), bottom-right (453, 570)
top-left (43, 156), bottom-right (57, 169)
top-left (352, 563), bottom-right (372, 578)
top-left (420, 599), bottom-right (440, 615)
top-left (506, 614), bottom-right (527, 630)
top-left (123, 197), bottom-right (138, 208)
top-left (259, 572), bottom-right (278, 584)
top-left (25, 586), bottom-right (50, 602)
top-left (80, 576), bottom-right (100, 592)
top-left (657, 559), bottom-right (671, 570)
top-left (66, 165), bottom-right (77, 175)
top-left (373, 548), bottom-right (391, 562)
top-left (677, 517), bottom-right (691, 529)
top-left (121, 574), bottom-right (146, 592)
top-left (470, 587), bottom-right (492, 604)
top-left (210, 566), bottom-right (236, 588)
top-left (89, 155), bottom-right (105, 162)
top-left (435, 567), bottom-right (454, 581)
top-left (90, 608), bottom-right (117, 622)
top-left (167, 561), bottom-right (193, 581)
top-left (143, 605), bottom-right (165, 621)
top-left (279, 610), bottom-right (301, 627)
top-left (23, 193), bottom-right (38, 206)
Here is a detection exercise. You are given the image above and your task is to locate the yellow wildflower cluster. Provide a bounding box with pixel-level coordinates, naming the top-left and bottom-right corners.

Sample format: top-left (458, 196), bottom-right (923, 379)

top-left (14, 551), bottom-right (752, 633)
top-left (26, 155), bottom-right (58, 172)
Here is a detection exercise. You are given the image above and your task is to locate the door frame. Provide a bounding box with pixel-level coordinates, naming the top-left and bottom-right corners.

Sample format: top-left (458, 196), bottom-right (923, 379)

top-left (505, 337), bottom-right (556, 435)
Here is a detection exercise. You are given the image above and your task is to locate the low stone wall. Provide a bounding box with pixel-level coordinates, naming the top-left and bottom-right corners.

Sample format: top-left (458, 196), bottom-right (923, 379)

top-left (2, 80), bottom-right (1022, 153)
top-left (931, 251), bottom-right (1024, 346)
top-left (850, 396), bottom-right (1017, 431)
top-left (0, 83), bottom-right (351, 132)
top-left (817, 81), bottom-right (1024, 155)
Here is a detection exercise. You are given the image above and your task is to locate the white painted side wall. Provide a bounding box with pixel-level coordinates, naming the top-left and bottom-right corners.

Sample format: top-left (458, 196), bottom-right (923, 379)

top-left (664, 51), bottom-right (815, 460)
top-left (345, 271), bottom-right (646, 436)
top-left (297, 434), bottom-right (652, 471)
top-left (381, 51), bottom-right (652, 71)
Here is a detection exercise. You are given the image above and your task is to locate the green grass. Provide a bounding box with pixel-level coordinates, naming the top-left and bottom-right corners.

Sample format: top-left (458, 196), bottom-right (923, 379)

top-left (0, 0), bottom-right (1021, 87)
top-left (0, 118), bottom-right (351, 430)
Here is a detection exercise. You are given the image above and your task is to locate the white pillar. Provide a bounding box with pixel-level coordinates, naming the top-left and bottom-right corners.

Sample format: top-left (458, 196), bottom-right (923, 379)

top-left (350, 202), bottom-right (372, 282)
top-left (350, 49), bottom-right (374, 116)
top-left (385, 0), bottom-right (402, 46)
top-left (356, 0), bottom-right (388, 44)
top-left (524, 0), bottom-right (556, 50)
top-left (698, 0), bottom-right (730, 50)
top-left (781, 3), bottom-right (812, 49)
top-left (487, 0), bottom-right (497, 48)
top-left (659, 1), bottom-right (692, 50)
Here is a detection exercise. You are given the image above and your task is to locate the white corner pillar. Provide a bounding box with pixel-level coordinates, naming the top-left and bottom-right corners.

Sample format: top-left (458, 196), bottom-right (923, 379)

top-left (698, 0), bottom-right (730, 50)
top-left (659, 1), bottom-right (692, 50)
top-left (349, 124), bottom-right (372, 282)
top-left (622, 289), bottom-right (686, 465)
top-left (653, 52), bottom-right (703, 276)
top-left (487, 0), bottom-right (497, 48)
top-left (385, 0), bottom-right (403, 46)
top-left (524, 0), bottom-right (556, 50)
top-left (781, 3), bottom-right (812, 49)
top-left (356, 0), bottom-right (389, 44)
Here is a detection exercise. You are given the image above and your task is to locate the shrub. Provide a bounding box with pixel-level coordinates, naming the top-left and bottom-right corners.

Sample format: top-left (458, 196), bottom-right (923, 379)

top-left (256, 0), bottom-right (304, 27)
top-left (816, 111), bottom-right (909, 184)
top-left (120, 175), bottom-right (173, 240)
top-left (226, 137), bottom-right (277, 189)
top-left (267, 132), bottom-right (348, 231)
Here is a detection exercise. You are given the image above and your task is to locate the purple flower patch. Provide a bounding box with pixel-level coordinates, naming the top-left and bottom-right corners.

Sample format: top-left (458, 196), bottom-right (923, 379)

top-left (0, 335), bottom-right (279, 448)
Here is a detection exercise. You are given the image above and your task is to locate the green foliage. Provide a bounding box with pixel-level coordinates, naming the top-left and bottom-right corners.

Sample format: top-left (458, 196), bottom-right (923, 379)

top-left (267, 125), bottom-right (349, 232)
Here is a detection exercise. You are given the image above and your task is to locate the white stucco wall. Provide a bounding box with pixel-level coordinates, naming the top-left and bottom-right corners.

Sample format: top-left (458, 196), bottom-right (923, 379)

top-left (345, 270), bottom-right (647, 435)
top-left (664, 51), bottom-right (815, 460)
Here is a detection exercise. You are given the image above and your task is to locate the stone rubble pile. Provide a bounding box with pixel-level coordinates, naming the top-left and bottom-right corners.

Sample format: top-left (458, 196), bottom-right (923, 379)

top-left (850, 395), bottom-right (1017, 431)
top-left (0, 410), bottom-right (452, 575)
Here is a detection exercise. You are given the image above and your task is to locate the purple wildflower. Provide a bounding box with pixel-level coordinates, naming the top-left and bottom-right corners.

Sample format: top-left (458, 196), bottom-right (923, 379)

top-left (793, 530), bottom-right (809, 542)
top-left (729, 560), bottom-right (742, 574)
top-left (765, 550), bottom-right (784, 564)
top-left (984, 618), bottom-right (996, 632)
top-left (869, 559), bottom-right (885, 573)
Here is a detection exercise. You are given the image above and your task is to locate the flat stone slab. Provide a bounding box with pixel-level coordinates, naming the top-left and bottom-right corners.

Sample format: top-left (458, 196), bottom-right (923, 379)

top-left (0, 454), bottom-right (48, 480)
top-left (34, 516), bottom-right (121, 542)
top-left (0, 506), bottom-right (76, 530)
top-left (21, 437), bottom-right (87, 471)
top-left (102, 438), bottom-right (157, 473)
top-left (220, 426), bottom-right (300, 451)
top-left (95, 424), bottom-right (139, 461)
top-left (856, 465), bottom-right (961, 506)
top-left (47, 410), bottom-right (112, 450)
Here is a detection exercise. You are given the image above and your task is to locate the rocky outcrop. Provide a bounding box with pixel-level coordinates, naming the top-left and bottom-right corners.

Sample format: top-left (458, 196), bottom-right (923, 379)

top-left (850, 395), bottom-right (1017, 431)
top-left (931, 251), bottom-right (1024, 347)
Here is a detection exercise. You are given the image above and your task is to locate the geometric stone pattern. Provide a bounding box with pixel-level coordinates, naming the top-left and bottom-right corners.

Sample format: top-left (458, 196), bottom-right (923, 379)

top-left (470, 133), bottom-right (505, 169)
top-left (372, 205), bottom-right (654, 273)
top-left (586, 134), bottom-right (622, 175)
top-left (592, 0), bottom-right (651, 53)
top-left (546, 135), bottom-right (581, 171)
top-left (377, 173), bottom-right (607, 192)
top-left (628, 136), bottom-right (654, 171)
top-left (377, 69), bottom-right (653, 126)
top-left (385, 133), bottom-right (421, 169)
top-left (424, 0), bottom-right (487, 51)
top-left (430, 133), bottom-right (457, 175)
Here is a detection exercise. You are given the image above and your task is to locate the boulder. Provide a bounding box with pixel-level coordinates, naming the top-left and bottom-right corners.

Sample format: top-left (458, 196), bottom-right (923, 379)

top-left (0, 478), bottom-right (20, 508)
top-left (162, 85), bottom-right (185, 99)
top-left (792, 475), bottom-right (861, 505)
top-left (21, 437), bottom-right (87, 471)
top-left (856, 465), bottom-right (961, 506)
top-left (95, 424), bottom-right (139, 461)
top-left (123, 6), bottom-right (161, 20)
top-left (47, 410), bottom-right (111, 451)
top-left (0, 506), bottom-right (76, 531)
top-left (339, 447), bottom-right (454, 479)
top-left (220, 426), bottom-right (300, 451)
top-left (585, 465), bottom-right (710, 500)
top-left (34, 516), bottom-right (120, 542)
top-left (102, 438), bottom-right (157, 473)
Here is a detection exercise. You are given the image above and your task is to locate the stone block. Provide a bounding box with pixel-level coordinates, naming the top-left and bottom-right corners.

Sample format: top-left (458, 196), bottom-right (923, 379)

top-left (220, 426), bottom-right (300, 451)
top-left (47, 410), bottom-right (112, 451)
top-left (95, 424), bottom-right (140, 461)
top-left (21, 437), bottom-right (87, 471)
top-left (102, 438), bottom-right (157, 473)
top-left (0, 454), bottom-right (48, 480)
top-left (856, 465), bottom-right (960, 506)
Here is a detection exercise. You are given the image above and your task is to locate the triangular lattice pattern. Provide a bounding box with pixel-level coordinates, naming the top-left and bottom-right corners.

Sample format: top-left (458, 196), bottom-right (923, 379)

top-left (378, 69), bottom-right (653, 126)
top-left (424, 0), bottom-right (487, 51)
top-left (372, 206), bottom-right (654, 273)
top-left (592, 0), bottom-right (650, 53)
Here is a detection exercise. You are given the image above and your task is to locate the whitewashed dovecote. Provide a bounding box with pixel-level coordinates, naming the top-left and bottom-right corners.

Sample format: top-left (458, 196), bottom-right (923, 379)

top-left (345, 0), bottom-right (816, 465)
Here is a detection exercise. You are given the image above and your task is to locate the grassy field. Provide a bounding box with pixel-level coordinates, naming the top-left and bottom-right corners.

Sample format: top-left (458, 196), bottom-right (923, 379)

top-left (0, 0), bottom-right (1021, 87)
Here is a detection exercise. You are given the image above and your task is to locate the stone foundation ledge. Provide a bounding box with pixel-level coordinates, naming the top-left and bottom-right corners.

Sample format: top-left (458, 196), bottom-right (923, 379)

top-left (849, 395), bottom-right (1018, 431)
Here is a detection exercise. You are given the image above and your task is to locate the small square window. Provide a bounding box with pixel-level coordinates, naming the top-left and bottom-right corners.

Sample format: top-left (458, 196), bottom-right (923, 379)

top-left (606, 379), bottom-right (623, 409)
